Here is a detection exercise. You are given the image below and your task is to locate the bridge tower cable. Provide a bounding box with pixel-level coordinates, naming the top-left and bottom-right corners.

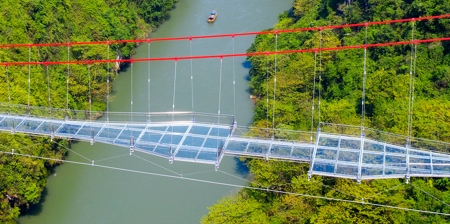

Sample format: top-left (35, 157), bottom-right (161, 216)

top-left (171, 59), bottom-right (178, 146)
top-left (272, 31), bottom-right (278, 134)
top-left (318, 28), bottom-right (323, 128)
top-left (66, 43), bottom-right (70, 119)
top-left (45, 63), bottom-right (51, 116)
top-left (357, 24), bottom-right (369, 183)
top-left (106, 43), bottom-right (110, 122)
top-left (311, 50), bottom-right (318, 142)
top-left (148, 39), bottom-right (151, 121)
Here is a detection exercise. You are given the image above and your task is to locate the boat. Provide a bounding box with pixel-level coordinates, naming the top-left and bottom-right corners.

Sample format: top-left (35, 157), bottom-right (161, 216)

top-left (208, 10), bottom-right (217, 23)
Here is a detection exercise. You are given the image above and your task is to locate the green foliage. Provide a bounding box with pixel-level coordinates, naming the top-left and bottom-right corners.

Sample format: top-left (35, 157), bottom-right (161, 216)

top-left (204, 0), bottom-right (450, 223)
top-left (0, 0), bottom-right (176, 222)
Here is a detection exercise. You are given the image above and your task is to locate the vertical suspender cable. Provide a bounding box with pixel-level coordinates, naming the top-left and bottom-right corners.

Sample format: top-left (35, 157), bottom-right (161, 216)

top-left (407, 19), bottom-right (416, 146)
top-left (106, 43), bottom-right (110, 122)
top-left (88, 62), bottom-right (92, 122)
top-left (6, 65), bottom-right (11, 114)
top-left (318, 28), bottom-right (323, 126)
top-left (232, 35), bottom-right (236, 118)
top-left (190, 37), bottom-right (194, 113)
top-left (266, 54), bottom-right (270, 137)
top-left (272, 31), bottom-right (278, 132)
top-left (218, 56), bottom-right (223, 124)
top-left (66, 43), bottom-right (70, 117)
top-left (148, 39), bottom-right (151, 119)
top-left (361, 25), bottom-right (368, 134)
top-left (171, 59), bottom-right (178, 145)
top-left (46, 63), bottom-right (51, 116)
top-left (28, 46), bottom-right (31, 112)
top-left (130, 61), bottom-right (134, 123)
top-left (311, 51), bottom-right (318, 142)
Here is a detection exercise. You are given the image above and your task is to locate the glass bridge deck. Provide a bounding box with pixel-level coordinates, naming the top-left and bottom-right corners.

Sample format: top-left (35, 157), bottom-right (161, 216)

top-left (1, 114), bottom-right (450, 180)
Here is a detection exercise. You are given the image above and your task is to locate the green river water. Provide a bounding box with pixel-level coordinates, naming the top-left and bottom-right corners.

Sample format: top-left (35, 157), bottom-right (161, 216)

top-left (18, 0), bottom-right (293, 223)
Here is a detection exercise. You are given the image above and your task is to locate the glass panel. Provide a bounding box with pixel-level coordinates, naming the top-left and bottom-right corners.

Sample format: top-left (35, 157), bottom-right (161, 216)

top-left (313, 161), bottom-right (335, 173)
top-left (364, 141), bottom-right (384, 152)
top-left (76, 125), bottom-right (102, 139)
top-left (385, 155), bottom-right (406, 167)
top-left (270, 145), bottom-right (292, 157)
top-left (16, 120), bottom-right (43, 132)
top-left (410, 165), bottom-right (431, 174)
top-left (318, 137), bottom-right (339, 147)
top-left (182, 136), bottom-right (205, 147)
top-left (361, 167), bottom-right (383, 176)
top-left (0, 118), bottom-right (23, 129)
top-left (189, 126), bottom-right (210, 135)
top-left (134, 143), bottom-right (156, 152)
top-left (147, 126), bottom-right (168, 132)
top-left (247, 143), bottom-right (270, 154)
top-left (137, 132), bottom-right (163, 144)
top-left (316, 148), bottom-right (337, 160)
top-left (36, 121), bottom-right (63, 134)
top-left (409, 149), bottom-right (430, 157)
top-left (409, 157), bottom-right (430, 164)
top-left (175, 147), bottom-right (199, 159)
top-left (209, 127), bottom-right (230, 137)
top-left (291, 146), bottom-right (312, 160)
top-left (340, 139), bottom-right (360, 150)
top-left (336, 164), bottom-right (358, 176)
top-left (338, 151), bottom-right (360, 163)
top-left (160, 134), bottom-right (183, 145)
top-left (154, 145), bottom-right (172, 156)
top-left (362, 153), bottom-right (383, 164)
top-left (196, 150), bottom-right (217, 161)
top-left (433, 165), bottom-right (450, 174)
top-left (225, 140), bottom-right (248, 152)
top-left (167, 126), bottom-right (189, 134)
top-left (384, 168), bottom-right (406, 175)
top-left (203, 138), bottom-right (223, 149)
top-left (56, 124), bottom-right (82, 136)
top-left (386, 145), bottom-right (405, 154)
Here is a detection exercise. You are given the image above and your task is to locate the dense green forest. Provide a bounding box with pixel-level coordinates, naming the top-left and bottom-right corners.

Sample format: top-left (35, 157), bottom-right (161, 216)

top-left (202, 0), bottom-right (450, 223)
top-left (0, 0), bottom-right (176, 222)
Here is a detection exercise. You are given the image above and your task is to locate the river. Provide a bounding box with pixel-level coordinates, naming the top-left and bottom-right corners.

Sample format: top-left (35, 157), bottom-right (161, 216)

top-left (18, 0), bottom-right (293, 223)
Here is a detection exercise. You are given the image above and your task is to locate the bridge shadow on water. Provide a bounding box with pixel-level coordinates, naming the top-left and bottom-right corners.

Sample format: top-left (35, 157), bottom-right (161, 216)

top-left (233, 157), bottom-right (249, 177)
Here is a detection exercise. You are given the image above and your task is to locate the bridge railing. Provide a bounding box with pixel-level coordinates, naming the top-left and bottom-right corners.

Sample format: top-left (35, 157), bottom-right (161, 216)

top-left (0, 103), bottom-right (234, 126)
top-left (320, 122), bottom-right (450, 153)
top-left (233, 126), bottom-right (315, 143)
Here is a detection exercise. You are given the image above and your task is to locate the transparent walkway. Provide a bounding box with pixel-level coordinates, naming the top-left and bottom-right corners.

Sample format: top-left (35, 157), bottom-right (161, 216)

top-left (1, 113), bottom-right (450, 181)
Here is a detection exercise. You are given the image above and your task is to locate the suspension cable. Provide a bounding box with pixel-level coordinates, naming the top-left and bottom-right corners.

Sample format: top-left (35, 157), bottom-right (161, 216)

top-left (106, 43), bottom-right (110, 122)
top-left (190, 37), bottom-right (194, 113)
top-left (311, 50), bottom-right (318, 142)
top-left (148, 39), bottom-right (151, 119)
top-left (272, 31), bottom-right (278, 133)
top-left (66, 43), bottom-right (70, 117)
top-left (88, 62), bottom-right (92, 122)
top-left (361, 25), bottom-right (368, 134)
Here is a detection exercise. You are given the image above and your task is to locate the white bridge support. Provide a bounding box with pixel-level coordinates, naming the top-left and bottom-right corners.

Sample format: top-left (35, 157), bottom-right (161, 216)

top-left (1, 113), bottom-right (450, 180)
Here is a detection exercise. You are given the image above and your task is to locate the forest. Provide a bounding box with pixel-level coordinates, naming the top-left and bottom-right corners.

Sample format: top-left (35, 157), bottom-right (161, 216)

top-left (202, 0), bottom-right (450, 223)
top-left (0, 0), bottom-right (176, 222)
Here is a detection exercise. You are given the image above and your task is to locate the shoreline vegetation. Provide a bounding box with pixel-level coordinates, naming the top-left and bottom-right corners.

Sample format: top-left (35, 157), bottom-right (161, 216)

top-left (0, 0), bottom-right (176, 222)
top-left (202, 0), bottom-right (450, 223)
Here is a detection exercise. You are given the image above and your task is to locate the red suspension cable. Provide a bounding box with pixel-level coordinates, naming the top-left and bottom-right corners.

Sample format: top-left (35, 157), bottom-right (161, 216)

top-left (1, 37), bottom-right (449, 67)
top-left (0, 14), bottom-right (449, 49)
